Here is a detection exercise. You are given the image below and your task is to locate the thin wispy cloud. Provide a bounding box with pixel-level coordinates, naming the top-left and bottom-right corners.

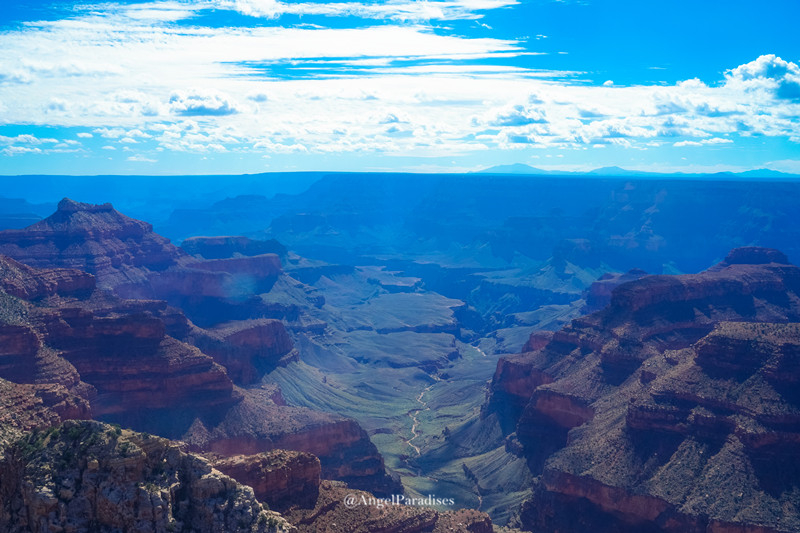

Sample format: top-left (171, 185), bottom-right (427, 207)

top-left (216, 0), bottom-right (519, 21)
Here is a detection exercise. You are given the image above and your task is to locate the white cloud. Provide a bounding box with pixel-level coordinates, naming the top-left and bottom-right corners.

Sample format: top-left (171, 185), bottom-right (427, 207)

top-left (219, 0), bottom-right (519, 22)
top-left (169, 89), bottom-right (240, 116)
top-left (674, 137), bottom-right (733, 147)
top-left (724, 54), bottom-right (800, 100)
top-left (0, 134), bottom-right (58, 144)
top-left (127, 154), bottom-right (157, 162)
top-left (77, 132), bottom-right (93, 138)
top-left (2, 146), bottom-right (43, 156)
top-left (0, 0), bottom-right (797, 162)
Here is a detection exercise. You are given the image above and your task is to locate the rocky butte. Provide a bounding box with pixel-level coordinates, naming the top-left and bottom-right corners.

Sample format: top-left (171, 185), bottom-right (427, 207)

top-left (486, 247), bottom-right (800, 532)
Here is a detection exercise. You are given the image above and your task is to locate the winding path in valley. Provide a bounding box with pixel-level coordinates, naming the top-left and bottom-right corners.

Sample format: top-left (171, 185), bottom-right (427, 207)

top-left (405, 374), bottom-right (442, 457)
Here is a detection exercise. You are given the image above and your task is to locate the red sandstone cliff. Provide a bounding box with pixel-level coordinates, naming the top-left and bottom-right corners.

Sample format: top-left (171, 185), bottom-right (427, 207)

top-left (213, 450), bottom-right (321, 511)
top-left (486, 248), bottom-right (800, 532)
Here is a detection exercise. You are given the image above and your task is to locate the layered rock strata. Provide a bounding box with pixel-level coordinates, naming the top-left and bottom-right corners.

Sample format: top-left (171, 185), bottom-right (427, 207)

top-left (0, 255), bottom-right (396, 495)
top-left (485, 248), bottom-right (800, 532)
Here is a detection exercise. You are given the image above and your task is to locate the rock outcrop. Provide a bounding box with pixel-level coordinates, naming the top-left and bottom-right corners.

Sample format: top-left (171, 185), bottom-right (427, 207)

top-left (0, 378), bottom-right (91, 454)
top-left (213, 450), bottom-right (321, 511)
top-left (0, 255), bottom-right (94, 301)
top-left (188, 319), bottom-right (298, 384)
top-left (0, 420), bottom-right (292, 533)
top-left (583, 268), bottom-right (648, 312)
top-left (485, 248), bottom-right (800, 532)
top-left (180, 388), bottom-right (401, 497)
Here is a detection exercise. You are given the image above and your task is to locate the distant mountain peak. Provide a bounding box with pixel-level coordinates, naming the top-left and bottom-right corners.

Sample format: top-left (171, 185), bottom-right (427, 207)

top-left (476, 163), bottom-right (549, 174)
top-left (475, 164), bottom-right (800, 178)
top-left (588, 165), bottom-right (636, 175)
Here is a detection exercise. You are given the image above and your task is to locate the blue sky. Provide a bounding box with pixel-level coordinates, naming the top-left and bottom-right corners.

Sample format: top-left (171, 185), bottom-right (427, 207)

top-left (0, 0), bottom-right (799, 174)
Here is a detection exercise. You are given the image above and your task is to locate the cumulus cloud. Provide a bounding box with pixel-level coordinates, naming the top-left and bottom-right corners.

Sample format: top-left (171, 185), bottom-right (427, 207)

top-left (94, 127), bottom-right (151, 139)
top-left (169, 90), bottom-right (241, 116)
top-left (0, 134), bottom-right (58, 145)
top-left (725, 54), bottom-right (800, 100)
top-left (484, 104), bottom-right (547, 127)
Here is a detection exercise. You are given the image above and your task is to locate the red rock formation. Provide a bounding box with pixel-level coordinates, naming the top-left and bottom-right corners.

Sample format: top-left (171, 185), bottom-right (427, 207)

top-left (583, 268), bottom-right (648, 312)
top-left (0, 255), bottom-right (95, 300)
top-left (485, 248), bottom-right (800, 533)
top-left (180, 387), bottom-right (402, 497)
top-left (0, 199), bottom-right (185, 289)
top-left (0, 378), bottom-right (91, 450)
top-left (0, 200), bottom-right (293, 328)
top-left (521, 330), bottom-right (554, 352)
top-left (188, 319), bottom-right (298, 384)
top-left (213, 450), bottom-right (321, 511)
top-left (0, 201), bottom-right (401, 496)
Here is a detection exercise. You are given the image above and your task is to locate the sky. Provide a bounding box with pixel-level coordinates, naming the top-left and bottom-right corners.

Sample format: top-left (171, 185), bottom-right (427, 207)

top-left (0, 0), bottom-right (799, 175)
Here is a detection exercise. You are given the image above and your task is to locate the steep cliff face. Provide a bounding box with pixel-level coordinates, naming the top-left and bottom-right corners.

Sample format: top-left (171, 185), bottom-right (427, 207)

top-left (0, 255), bottom-right (95, 301)
top-left (485, 248), bottom-right (800, 532)
top-left (179, 387), bottom-right (401, 497)
top-left (17, 296), bottom-right (239, 422)
top-left (583, 268), bottom-right (649, 312)
top-left (213, 450), bottom-right (321, 511)
top-left (188, 319), bottom-right (298, 384)
top-left (0, 420), bottom-right (292, 533)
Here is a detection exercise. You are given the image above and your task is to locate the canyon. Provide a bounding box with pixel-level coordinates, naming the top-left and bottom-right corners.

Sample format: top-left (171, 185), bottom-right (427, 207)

top-left (1, 173), bottom-right (799, 532)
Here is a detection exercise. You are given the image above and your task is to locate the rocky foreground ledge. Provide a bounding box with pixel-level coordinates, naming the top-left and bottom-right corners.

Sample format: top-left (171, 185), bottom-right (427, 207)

top-left (0, 420), bottom-right (292, 533)
top-left (0, 419), bottom-right (493, 533)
